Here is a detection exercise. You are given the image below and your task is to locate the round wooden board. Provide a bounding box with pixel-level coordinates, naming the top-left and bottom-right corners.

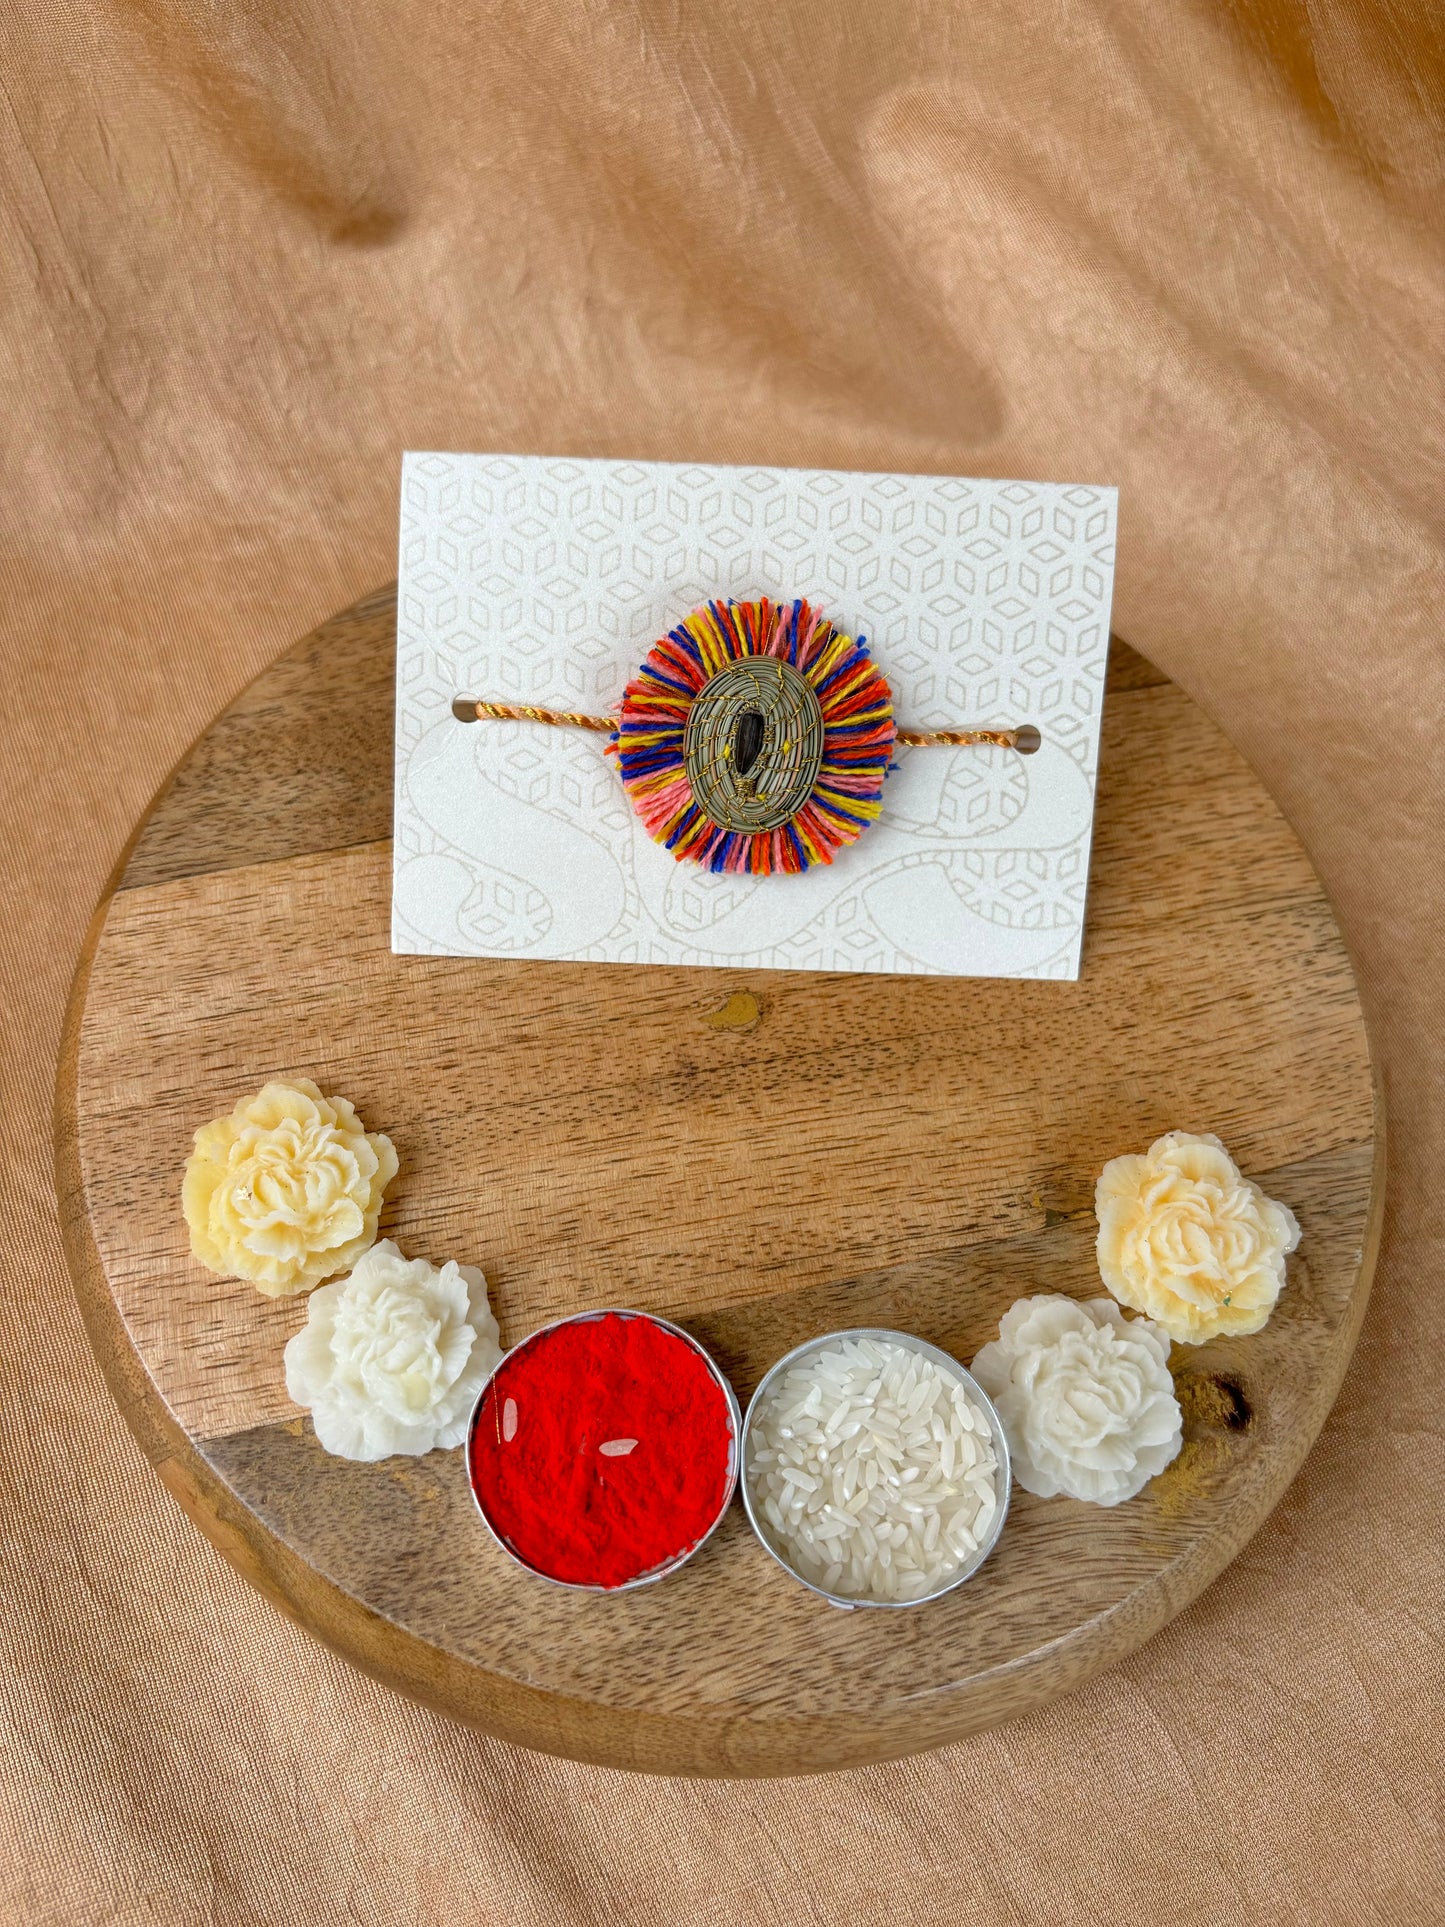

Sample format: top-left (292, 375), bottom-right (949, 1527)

top-left (56, 588), bottom-right (1383, 1777)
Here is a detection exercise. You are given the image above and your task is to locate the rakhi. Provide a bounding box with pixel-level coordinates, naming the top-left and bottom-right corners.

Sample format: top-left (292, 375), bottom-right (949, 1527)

top-left (455, 598), bottom-right (1039, 876)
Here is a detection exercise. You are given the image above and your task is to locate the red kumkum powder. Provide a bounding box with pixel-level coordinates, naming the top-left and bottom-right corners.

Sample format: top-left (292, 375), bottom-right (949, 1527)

top-left (469, 1312), bottom-right (736, 1589)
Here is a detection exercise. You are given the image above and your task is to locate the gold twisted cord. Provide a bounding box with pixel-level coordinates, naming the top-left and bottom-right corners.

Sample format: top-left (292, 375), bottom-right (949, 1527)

top-left (461, 700), bottom-right (1037, 751)
top-left (895, 726), bottom-right (1022, 748)
top-left (467, 700), bottom-right (617, 730)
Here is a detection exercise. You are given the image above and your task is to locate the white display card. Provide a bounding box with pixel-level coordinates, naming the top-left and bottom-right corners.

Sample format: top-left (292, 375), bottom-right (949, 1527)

top-left (394, 454), bottom-right (1116, 978)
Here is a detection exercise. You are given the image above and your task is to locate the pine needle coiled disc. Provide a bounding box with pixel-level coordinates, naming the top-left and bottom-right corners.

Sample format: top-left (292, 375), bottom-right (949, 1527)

top-left (683, 657), bottom-right (825, 834)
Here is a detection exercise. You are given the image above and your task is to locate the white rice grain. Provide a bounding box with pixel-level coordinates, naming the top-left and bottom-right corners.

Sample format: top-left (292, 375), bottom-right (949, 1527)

top-left (746, 1338), bottom-right (1001, 1603)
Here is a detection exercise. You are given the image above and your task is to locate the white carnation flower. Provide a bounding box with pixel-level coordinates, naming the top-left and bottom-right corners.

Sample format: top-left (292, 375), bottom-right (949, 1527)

top-left (971, 1295), bottom-right (1182, 1506)
top-left (283, 1239), bottom-right (501, 1461)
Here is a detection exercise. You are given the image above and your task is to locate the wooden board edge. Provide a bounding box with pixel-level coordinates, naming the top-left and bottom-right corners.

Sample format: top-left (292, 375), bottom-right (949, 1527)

top-left (117, 583), bottom-right (398, 893)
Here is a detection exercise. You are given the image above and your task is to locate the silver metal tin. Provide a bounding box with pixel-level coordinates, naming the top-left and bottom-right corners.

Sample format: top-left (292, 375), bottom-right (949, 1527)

top-left (465, 1307), bottom-right (742, 1593)
top-left (738, 1328), bottom-right (1012, 1610)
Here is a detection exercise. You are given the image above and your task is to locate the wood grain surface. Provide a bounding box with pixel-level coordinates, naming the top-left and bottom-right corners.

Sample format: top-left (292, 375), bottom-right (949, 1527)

top-left (55, 589), bottom-right (1383, 1776)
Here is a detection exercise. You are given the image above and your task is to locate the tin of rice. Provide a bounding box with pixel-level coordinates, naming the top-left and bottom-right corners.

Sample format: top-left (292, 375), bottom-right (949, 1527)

top-left (744, 1333), bottom-right (1006, 1604)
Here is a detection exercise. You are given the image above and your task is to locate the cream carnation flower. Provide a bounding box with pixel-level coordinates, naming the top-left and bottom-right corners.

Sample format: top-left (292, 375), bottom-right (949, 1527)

top-left (283, 1240), bottom-right (501, 1461)
top-left (972, 1295), bottom-right (1181, 1505)
top-left (183, 1078), bottom-right (398, 1297)
top-left (1096, 1131), bottom-right (1300, 1344)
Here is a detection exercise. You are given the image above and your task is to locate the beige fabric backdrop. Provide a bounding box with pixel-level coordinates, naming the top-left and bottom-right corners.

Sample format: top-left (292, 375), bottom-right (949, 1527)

top-left (2, 3), bottom-right (1441, 1921)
